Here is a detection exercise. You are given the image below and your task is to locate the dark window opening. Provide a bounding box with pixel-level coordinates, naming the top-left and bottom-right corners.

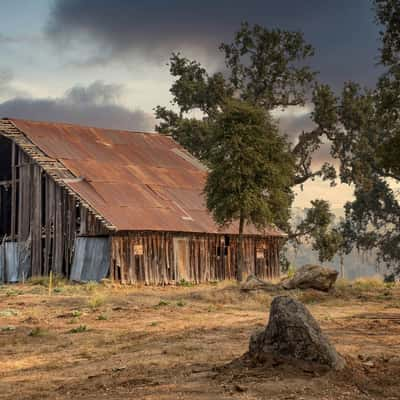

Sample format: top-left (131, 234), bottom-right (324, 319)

top-left (224, 235), bottom-right (230, 246)
top-left (0, 137), bottom-right (13, 236)
top-left (0, 136), bottom-right (12, 181)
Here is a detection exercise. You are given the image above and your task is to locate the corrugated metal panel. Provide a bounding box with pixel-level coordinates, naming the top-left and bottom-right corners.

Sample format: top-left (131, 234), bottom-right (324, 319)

top-left (0, 242), bottom-right (31, 283)
top-left (6, 118), bottom-right (285, 237)
top-left (70, 237), bottom-right (110, 282)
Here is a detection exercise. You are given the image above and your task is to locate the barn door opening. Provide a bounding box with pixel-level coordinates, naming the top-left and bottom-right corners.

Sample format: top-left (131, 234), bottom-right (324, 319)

top-left (173, 237), bottom-right (189, 282)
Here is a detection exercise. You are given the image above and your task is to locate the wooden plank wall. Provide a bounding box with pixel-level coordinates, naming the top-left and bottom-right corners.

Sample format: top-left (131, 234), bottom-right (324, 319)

top-left (110, 232), bottom-right (282, 285)
top-left (11, 147), bottom-right (108, 278)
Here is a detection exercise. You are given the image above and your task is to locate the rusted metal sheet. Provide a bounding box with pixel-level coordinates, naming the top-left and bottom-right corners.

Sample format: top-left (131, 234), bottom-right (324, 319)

top-left (70, 237), bottom-right (110, 282)
top-left (7, 118), bottom-right (285, 237)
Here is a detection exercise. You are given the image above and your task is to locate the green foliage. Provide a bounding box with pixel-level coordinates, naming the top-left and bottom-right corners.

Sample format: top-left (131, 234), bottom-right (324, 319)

top-left (87, 293), bottom-right (106, 310)
top-left (155, 22), bottom-right (333, 186)
top-left (155, 22), bottom-right (342, 270)
top-left (205, 99), bottom-right (294, 232)
top-left (176, 278), bottom-right (194, 287)
top-left (155, 300), bottom-right (170, 307)
top-left (1, 326), bottom-right (16, 332)
top-left (220, 22), bottom-right (316, 109)
top-left (0, 309), bottom-right (18, 317)
top-left (292, 199), bottom-right (345, 263)
top-left (68, 325), bottom-right (88, 334)
top-left (374, 0), bottom-right (400, 66)
top-left (6, 289), bottom-right (22, 297)
top-left (305, 2), bottom-right (400, 272)
top-left (286, 264), bottom-right (296, 278)
top-left (29, 274), bottom-right (67, 288)
top-left (71, 310), bottom-right (82, 318)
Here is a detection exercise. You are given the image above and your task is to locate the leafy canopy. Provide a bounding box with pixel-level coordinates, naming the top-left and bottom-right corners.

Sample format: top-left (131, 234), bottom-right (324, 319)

top-left (300, 0), bottom-right (400, 270)
top-left (155, 22), bottom-right (341, 264)
top-left (155, 22), bottom-right (335, 188)
top-left (204, 99), bottom-right (294, 232)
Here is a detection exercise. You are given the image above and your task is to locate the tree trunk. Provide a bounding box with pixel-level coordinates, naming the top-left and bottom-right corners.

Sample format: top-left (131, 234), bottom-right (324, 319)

top-left (339, 254), bottom-right (345, 279)
top-left (237, 213), bottom-right (244, 281)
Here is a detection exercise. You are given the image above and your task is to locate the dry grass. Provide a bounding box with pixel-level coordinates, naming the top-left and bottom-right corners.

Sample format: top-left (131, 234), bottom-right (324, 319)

top-left (1, 279), bottom-right (400, 399)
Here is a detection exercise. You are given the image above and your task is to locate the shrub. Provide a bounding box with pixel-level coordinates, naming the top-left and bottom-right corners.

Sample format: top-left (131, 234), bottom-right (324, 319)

top-left (71, 310), bottom-right (82, 318)
top-left (353, 276), bottom-right (385, 291)
top-left (287, 264), bottom-right (296, 279)
top-left (87, 293), bottom-right (107, 310)
top-left (1, 326), bottom-right (16, 331)
top-left (0, 309), bottom-right (18, 317)
top-left (155, 300), bottom-right (170, 308)
top-left (176, 279), bottom-right (194, 287)
top-left (68, 325), bottom-right (88, 334)
top-left (29, 274), bottom-right (67, 288)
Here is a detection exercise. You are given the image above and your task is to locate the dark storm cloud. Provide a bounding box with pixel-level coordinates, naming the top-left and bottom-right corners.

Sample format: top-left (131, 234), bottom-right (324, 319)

top-left (0, 81), bottom-right (155, 131)
top-left (46, 0), bottom-right (382, 87)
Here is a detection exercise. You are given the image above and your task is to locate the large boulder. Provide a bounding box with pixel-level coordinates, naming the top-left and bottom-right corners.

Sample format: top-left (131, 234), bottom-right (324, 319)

top-left (249, 296), bottom-right (345, 370)
top-left (282, 264), bottom-right (338, 291)
top-left (240, 275), bottom-right (281, 292)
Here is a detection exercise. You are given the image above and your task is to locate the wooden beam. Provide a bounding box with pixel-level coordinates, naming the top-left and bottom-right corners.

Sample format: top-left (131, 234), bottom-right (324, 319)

top-left (10, 142), bottom-right (16, 241)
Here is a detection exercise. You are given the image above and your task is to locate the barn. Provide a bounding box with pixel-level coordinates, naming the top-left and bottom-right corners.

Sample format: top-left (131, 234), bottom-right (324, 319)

top-left (0, 118), bottom-right (284, 284)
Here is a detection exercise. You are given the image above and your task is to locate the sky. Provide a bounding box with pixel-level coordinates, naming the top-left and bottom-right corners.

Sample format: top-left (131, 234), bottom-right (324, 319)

top-left (0, 0), bottom-right (383, 209)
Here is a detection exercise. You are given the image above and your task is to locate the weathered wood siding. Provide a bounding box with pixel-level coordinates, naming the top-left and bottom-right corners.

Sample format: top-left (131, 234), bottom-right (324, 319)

top-left (110, 232), bottom-right (281, 284)
top-left (9, 147), bottom-right (108, 278)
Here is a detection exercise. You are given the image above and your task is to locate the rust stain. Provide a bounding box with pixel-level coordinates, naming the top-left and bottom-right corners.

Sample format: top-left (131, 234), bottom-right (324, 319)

top-left (8, 118), bottom-right (285, 237)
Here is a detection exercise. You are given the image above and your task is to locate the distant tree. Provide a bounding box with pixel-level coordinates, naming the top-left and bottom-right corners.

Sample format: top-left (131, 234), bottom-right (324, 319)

top-left (290, 199), bottom-right (344, 263)
top-left (204, 99), bottom-right (294, 280)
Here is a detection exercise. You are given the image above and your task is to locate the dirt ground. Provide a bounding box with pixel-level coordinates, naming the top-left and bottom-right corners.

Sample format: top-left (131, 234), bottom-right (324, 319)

top-left (1, 279), bottom-right (400, 400)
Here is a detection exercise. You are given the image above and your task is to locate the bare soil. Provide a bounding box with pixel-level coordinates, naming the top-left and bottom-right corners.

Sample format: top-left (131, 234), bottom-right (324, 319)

top-left (0, 281), bottom-right (400, 399)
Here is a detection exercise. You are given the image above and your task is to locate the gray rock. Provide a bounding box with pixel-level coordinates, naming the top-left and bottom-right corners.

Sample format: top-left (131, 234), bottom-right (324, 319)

top-left (240, 275), bottom-right (281, 292)
top-left (282, 264), bottom-right (338, 291)
top-left (249, 296), bottom-right (345, 370)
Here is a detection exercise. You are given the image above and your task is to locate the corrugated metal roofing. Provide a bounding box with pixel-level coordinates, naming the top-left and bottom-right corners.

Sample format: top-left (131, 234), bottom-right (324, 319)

top-left (5, 118), bottom-right (284, 237)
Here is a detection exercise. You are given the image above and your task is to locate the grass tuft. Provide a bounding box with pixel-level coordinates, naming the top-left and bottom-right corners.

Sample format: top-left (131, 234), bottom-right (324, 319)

top-left (87, 293), bottom-right (107, 310)
top-left (28, 327), bottom-right (48, 337)
top-left (0, 309), bottom-right (18, 317)
top-left (155, 300), bottom-right (170, 307)
top-left (68, 325), bottom-right (88, 334)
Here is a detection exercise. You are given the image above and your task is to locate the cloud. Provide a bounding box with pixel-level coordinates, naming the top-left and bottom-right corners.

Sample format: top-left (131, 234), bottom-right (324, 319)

top-left (273, 105), bottom-right (332, 167)
top-left (45, 0), bottom-right (235, 63)
top-left (44, 0), bottom-right (381, 90)
top-left (0, 68), bottom-right (29, 100)
top-left (0, 80), bottom-right (155, 131)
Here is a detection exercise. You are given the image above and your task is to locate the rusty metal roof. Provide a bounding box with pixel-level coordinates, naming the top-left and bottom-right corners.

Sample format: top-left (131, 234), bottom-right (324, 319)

top-left (3, 118), bottom-right (285, 237)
